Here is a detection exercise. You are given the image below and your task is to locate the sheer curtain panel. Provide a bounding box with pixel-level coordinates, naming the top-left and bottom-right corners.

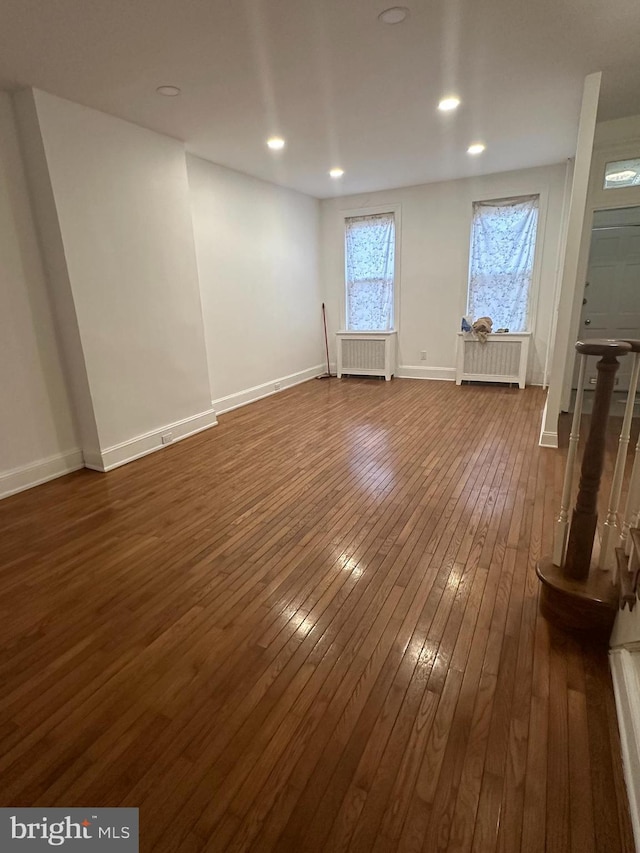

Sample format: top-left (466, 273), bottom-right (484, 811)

top-left (468, 195), bottom-right (539, 332)
top-left (345, 213), bottom-right (395, 331)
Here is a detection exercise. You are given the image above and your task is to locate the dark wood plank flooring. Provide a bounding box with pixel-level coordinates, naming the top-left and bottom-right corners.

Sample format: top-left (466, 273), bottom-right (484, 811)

top-left (0, 378), bottom-right (635, 852)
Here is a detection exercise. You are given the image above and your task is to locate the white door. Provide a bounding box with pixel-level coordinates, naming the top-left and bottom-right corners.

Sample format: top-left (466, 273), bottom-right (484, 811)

top-left (575, 226), bottom-right (640, 390)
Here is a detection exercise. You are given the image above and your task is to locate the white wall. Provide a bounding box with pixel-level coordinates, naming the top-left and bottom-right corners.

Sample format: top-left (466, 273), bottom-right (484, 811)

top-left (187, 155), bottom-right (324, 410)
top-left (320, 163), bottom-right (568, 385)
top-left (14, 89), bottom-right (102, 463)
top-left (0, 92), bottom-right (81, 497)
top-left (610, 574), bottom-right (640, 853)
top-left (25, 90), bottom-right (215, 467)
top-left (594, 114), bottom-right (640, 148)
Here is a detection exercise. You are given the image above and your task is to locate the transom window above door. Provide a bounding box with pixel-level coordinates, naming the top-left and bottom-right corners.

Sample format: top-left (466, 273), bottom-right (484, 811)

top-left (604, 158), bottom-right (640, 189)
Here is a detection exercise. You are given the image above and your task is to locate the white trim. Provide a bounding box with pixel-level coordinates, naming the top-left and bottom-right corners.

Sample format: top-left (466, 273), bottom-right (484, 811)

top-left (212, 365), bottom-right (324, 416)
top-left (396, 365), bottom-right (456, 381)
top-left (539, 72), bottom-right (602, 446)
top-left (528, 189), bottom-right (549, 340)
top-left (556, 139), bottom-right (640, 410)
top-left (538, 399), bottom-right (559, 448)
top-left (86, 409), bottom-right (218, 472)
top-left (559, 150), bottom-right (640, 411)
top-left (539, 430), bottom-right (559, 449)
top-left (589, 140), bottom-right (640, 212)
top-left (543, 158), bottom-right (574, 388)
top-left (82, 450), bottom-right (106, 470)
top-left (610, 648), bottom-right (640, 852)
top-left (0, 449), bottom-right (84, 499)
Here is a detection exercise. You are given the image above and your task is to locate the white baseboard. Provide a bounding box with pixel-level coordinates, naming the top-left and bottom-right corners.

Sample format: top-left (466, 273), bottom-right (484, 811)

top-left (85, 408), bottom-right (218, 473)
top-left (213, 365), bottom-right (325, 415)
top-left (0, 449), bottom-right (84, 500)
top-left (539, 429), bottom-right (559, 449)
top-left (538, 396), bottom-right (558, 448)
top-left (396, 365), bottom-right (456, 381)
top-left (538, 430), bottom-right (558, 450)
top-left (610, 647), bottom-right (640, 852)
top-left (396, 365), bottom-right (543, 386)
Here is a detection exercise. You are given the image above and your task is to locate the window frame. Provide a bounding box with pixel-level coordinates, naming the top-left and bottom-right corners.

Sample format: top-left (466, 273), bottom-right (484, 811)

top-left (463, 191), bottom-right (548, 336)
top-left (590, 141), bottom-right (640, 210)
top-left (341, 203), bottom-right (402, 333)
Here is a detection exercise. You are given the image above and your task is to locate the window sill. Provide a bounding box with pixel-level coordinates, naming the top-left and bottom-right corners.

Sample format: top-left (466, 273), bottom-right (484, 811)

top-left (337, 329), bottom-right (398, 336)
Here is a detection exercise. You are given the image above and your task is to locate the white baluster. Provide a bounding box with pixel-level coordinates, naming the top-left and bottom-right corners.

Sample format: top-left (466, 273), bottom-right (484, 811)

top-left (553, 353), bottom-right (587, 567)
top-left (620, 419), bottom-right (640, 560)
top-left (601, 351), bottom-right (640, 576)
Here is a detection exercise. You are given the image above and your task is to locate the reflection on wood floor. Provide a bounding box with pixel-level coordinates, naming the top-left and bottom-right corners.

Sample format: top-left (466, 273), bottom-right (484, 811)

top-left (0, 378), bottom-right (634, 852)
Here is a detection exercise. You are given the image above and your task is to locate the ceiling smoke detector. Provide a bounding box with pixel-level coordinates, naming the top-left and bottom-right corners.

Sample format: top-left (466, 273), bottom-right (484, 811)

top-left (378, 7), bottom-right (409, 24)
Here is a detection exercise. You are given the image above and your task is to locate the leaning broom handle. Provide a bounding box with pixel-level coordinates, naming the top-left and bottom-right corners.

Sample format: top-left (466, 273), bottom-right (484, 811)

top-left (553, 353), bottom-right (587, 567)
top-left (600, 351), bottom-right (640, 574)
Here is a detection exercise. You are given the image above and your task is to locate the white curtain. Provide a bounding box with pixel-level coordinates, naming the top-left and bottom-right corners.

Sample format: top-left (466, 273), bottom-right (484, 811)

top-left (468, 195), bottom-right (539, 332)
top-left (345, 213), bottom-right (395, 331)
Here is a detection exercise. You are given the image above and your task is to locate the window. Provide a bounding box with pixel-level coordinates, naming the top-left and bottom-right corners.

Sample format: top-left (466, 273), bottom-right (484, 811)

top-left (467, 195), bottom-right (539, 332)
top-left (604, 158), bottom-right (640, 189)
top-left (345, 212), bottom-right (396, 331)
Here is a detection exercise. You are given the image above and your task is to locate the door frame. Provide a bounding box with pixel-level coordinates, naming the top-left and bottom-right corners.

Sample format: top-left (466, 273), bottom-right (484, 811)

top-left (559, 137), bottom-right (640, 411)
top-left (575, 220), bottom-right (640, 392)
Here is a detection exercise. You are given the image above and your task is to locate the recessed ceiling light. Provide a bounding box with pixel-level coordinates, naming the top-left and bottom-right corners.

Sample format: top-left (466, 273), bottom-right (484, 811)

top-left (438, 97), bottom-right (460, 112)
top-left (267, 137), bottom-right (285, 150)
top-left (329, 168), bottom-right (344, 179)
top-left (468, 143), bottom-right (486, 155)
top-left (378, 6), bottom-right (409, 24)
top-left (156, 85), bottom-right (181, 97)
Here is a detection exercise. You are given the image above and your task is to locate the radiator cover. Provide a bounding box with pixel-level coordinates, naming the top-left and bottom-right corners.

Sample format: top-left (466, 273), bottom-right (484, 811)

top-left (336, 331), bottom-right (397, 381)
top-left (455, 332), bottom-right (530, 389)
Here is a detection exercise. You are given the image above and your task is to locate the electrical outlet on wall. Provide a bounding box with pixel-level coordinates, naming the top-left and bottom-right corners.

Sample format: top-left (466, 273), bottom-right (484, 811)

top-left (420, 351), bottom-right (427, 361)
top-left (274, 382), bottom-right (282, 391)
top-left (161, 432), bottom-right (173, 445)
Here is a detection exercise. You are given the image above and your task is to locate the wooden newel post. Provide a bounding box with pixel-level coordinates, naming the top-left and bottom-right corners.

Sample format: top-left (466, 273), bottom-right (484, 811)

top-left (564, 339), bottom-right (631, 580)
top-left (553, 352), bottom-right (587, 566)
top-left (538, 339), bottom-right (631, 638)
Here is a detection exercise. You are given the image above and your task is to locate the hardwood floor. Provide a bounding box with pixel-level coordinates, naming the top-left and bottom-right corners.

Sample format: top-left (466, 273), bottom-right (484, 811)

top-left (0, 378), bottom-right (635, 852)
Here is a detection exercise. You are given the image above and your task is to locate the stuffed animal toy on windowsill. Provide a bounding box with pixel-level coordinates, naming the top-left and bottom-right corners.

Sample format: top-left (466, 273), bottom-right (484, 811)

top-left (471, 316), bottom-right (493, 343)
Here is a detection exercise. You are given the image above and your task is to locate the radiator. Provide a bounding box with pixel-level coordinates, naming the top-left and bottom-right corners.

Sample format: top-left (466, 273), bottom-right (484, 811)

top-left (336, 331), bottom-right (397, 381)
top-left (455, 332), bottom-right (530, 389)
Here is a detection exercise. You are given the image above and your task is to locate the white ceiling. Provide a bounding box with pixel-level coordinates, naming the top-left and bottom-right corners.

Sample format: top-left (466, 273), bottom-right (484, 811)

top-left (0, 0), bottom-right (639, 199)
